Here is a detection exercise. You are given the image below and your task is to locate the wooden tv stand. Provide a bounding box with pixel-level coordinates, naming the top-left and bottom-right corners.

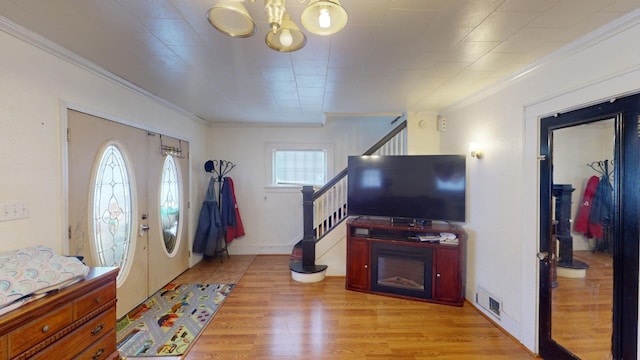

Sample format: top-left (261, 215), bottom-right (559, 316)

top-left (346, 217), bottom-right (466, 306)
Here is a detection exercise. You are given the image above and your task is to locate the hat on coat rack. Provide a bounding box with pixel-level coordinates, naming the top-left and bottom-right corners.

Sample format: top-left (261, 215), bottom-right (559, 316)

top-left (204, 160), bottom-right (214, 173)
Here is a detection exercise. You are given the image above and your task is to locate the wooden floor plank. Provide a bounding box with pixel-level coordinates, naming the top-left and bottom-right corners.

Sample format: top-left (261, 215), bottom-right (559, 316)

top-left (552, 250), bottom-right (613, 359)
top-left (179, 255), bottom-right (535, 360)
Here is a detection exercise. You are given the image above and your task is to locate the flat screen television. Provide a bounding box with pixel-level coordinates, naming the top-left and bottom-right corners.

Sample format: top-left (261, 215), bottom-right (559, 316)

top-left (347, 155), bottom-right (466, 223)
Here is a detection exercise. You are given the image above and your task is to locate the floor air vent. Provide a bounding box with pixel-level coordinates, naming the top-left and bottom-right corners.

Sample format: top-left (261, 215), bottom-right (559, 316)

top-left (476, 287), bottom-right (501, 319)
top-left (489, 297), bottom-right (501, 316)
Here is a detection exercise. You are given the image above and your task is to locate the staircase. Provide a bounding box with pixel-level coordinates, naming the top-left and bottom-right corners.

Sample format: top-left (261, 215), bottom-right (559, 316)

top-left (289, 118), bottom-right (408, 280)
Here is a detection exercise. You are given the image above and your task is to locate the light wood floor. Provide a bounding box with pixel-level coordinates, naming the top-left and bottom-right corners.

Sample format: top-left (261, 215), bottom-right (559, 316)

top-left (170, 255), bottom-right (535, 360)
top-left (552, 250), bottom-right (613, 360)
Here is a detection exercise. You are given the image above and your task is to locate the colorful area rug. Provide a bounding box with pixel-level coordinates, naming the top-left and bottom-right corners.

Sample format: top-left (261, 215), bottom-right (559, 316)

top-left (116, 283), bottom-right (233, 357)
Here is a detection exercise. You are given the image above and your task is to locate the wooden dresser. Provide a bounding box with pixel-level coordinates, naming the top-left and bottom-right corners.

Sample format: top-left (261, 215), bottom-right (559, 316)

top-left (0, 267), bottom-right (119, 360)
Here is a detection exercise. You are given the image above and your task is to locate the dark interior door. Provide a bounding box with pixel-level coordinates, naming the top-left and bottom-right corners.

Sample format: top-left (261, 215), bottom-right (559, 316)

top-left (538, 95), bottom-right (639, 359)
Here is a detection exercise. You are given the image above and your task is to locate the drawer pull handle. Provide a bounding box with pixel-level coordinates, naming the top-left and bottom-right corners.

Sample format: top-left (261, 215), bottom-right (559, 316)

top-left (95, 296), bottom-right (103, 303)
top-left (41, 325), bottom-right (50, 333)
top-left (91, 324), bottom-right (104, 336)
top-left (91, 347), bottom-right (105, 360)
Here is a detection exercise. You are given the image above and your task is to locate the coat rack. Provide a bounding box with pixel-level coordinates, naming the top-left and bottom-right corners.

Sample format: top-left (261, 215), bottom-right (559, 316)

top-left (587, 159), bottom-right (613, 179)
top-left (205, 159), bottom-right (235, 183)
top-left (204, 159), bottom-right (236, 261)
top-left (159, 134), bottom-right (186, 158)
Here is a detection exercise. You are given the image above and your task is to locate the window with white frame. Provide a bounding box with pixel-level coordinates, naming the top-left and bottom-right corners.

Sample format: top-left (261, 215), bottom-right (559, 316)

top-left (266, 143), bottom-right (333, 187)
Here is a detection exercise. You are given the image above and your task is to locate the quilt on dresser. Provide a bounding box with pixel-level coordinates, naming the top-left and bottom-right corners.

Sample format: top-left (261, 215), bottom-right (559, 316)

top-left (0, 245), bottom-right (90, 314)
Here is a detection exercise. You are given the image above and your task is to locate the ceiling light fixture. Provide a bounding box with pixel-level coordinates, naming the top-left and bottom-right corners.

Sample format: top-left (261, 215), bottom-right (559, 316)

top-left (206, 0), bottom-right (256, 38)
top-left (207, 0), bottom-right (348, 52)
top-left (300, 0), bottom-right (347, 35)
top-left (265, 13), bottom-right (307, 52)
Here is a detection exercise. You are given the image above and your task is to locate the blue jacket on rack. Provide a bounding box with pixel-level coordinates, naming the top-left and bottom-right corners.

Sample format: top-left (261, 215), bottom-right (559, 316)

top-left (192, 177), bottom-right (222, 257)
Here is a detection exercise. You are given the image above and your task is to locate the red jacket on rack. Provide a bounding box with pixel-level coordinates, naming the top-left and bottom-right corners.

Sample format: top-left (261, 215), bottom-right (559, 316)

top-left (221, 177), bottom-right (245, 243)
top-left (574, 175), bottom-right (599, 238)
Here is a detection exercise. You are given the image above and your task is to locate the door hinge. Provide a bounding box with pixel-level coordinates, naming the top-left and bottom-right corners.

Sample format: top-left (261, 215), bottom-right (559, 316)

top-left (637, 115), bottom-right (640, 138)
top-left (68, 225), bottom-right (71, 239)
top-left (537, 155), bottom-right (547, 161)
top-left (67, 128), bottom-right (71, 143)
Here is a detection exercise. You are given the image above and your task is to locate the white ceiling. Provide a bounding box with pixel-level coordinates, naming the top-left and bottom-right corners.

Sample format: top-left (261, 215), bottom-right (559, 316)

top-left (1, 0), bottom-right (639, 125)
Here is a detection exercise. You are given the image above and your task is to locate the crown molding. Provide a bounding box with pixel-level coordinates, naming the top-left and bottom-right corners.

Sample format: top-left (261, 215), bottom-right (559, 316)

top-left (443, 7), bottom-right (640, 114)
top-left (209, 120), bottom-right (324, 128)
top-left (0, 15), bottom-right (208, 126)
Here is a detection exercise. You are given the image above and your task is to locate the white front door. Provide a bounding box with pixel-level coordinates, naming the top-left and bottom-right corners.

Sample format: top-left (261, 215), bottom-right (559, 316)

top-left (147, 134), bottom-right (190, 292)
top-left (67, 109), bottom-right (189, 318)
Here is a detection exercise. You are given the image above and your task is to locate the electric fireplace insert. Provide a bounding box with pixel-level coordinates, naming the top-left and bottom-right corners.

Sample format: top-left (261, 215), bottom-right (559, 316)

top-left (370, 242), bottom-right (433, 300)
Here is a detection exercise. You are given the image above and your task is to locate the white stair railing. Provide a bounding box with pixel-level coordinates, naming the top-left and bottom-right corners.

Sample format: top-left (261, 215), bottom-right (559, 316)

top-left (311, 120), bottom-right (408, 240)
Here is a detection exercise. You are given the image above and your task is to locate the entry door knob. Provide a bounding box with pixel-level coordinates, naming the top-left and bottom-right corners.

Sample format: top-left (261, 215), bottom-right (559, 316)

top-left (139, 224), bottom-right (150, 237)
top-left (537, 252), bottom-right (549, 261)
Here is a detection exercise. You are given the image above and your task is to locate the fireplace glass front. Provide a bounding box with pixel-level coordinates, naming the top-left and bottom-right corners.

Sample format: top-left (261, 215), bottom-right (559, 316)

top-left (371, 242), bottom-right (433, 299)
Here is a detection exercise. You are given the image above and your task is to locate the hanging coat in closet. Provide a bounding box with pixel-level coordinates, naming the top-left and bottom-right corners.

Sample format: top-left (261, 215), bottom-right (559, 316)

top-left (221, 177), bottom-right (245, 243)
top-left (193, 177), bottom-right (223, 256)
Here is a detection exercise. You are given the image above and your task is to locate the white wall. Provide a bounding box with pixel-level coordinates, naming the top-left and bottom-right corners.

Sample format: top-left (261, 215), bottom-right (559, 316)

top-left (440, 12), bottom-right (640, 353)
top-left (406, 112), bottom-right (440, 154)
top-left (0, 24), bottom-right (209, 261)
top-left (205, 116), bottom-right (397, 257)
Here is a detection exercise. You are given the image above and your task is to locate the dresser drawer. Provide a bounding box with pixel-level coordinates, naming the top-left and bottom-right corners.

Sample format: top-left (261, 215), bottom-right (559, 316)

top-left (30, 307), bottom-right (115, 360)
top-left (75, 281), bottom-right (116, 318)
top-left (8, 303), bottom-right (73, 356)
top-left (0, 334), bottom-right (7, 359)
top-left (73, 328), bottom-right (118, 360)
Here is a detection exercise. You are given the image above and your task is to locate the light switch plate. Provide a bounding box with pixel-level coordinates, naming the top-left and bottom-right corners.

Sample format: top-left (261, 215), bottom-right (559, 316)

top-left (0, 200), bottom-right (29, 221)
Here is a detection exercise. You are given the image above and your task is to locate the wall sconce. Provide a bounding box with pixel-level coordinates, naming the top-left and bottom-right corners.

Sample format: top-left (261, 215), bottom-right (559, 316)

top-left (469, 142), bottom-right (484, 159)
